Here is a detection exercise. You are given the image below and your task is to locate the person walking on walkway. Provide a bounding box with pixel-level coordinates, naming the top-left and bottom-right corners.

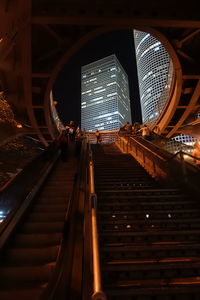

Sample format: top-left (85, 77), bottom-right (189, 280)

top-left (132, 122), bottom-right (140, 135)
top-left (95, 130), bottom-right (102, 144)
top-left (192, 141), bottom-right (200, 165)
top-left (58, 130), bottom-right (68, 161)
top-left (139, 124), bottom-right (151, 140)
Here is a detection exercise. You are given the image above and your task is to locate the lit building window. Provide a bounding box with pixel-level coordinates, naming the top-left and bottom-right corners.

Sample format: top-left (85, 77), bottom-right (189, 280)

top-left (134, 30), bottom-right (173, 123)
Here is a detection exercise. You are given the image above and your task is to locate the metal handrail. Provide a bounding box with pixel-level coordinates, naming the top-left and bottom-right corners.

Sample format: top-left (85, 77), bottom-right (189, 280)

top-left (167, 150), bottom-right (200, 162)
top-left (116, 134), bottom-right (200, 188)
top-left (85, 130), bottom-right (118, 144)
top-left (129, 136), bottom-right (166, 161)
top-left (89, 148), bottom-right (106, 300)
top-left (129, 135), bottom-right (200, 167)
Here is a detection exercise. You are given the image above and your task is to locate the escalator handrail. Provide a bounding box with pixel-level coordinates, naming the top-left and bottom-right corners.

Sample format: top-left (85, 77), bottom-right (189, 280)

top-left (0, 142), bottom-right (60, 251)
top-left (89, 145), bottom-right (107, 300)
top-left (42, 138), bottom-right (88, 300)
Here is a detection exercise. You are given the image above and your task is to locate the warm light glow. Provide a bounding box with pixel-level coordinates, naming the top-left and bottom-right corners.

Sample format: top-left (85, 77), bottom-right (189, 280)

top-left (0, 93), bottom-right (17, 125)
top-left (16, 124), bottom-right (22, 128)
top-left (0, 38), bottom-right (3, 43)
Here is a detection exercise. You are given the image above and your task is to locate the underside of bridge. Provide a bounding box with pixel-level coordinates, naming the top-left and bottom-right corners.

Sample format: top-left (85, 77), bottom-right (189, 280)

top-left (0, 0), bottom-right (200, 145)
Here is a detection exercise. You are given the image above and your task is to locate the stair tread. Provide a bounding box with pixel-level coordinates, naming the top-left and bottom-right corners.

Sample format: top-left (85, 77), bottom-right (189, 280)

top-left (102, 242), bottom-right (200, 251)
top-left (100, 229), bottom-right (200, 236)
top-left (105, 276), bottom-right (200, 288)
top-left (98, 208), bottom-right (200, 214)
top-left (105, 256), bottom-right (200, 265)
top-left (99, 218), bottom-right (200, 224)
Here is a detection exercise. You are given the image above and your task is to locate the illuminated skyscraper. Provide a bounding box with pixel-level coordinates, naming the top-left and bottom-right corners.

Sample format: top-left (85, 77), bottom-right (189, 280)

top-left (133, 30), bottom-right (172, 123)
top-left (134, 30), bottom-right (196, 147)
top-left (81, 54), bottom-right (132, 131)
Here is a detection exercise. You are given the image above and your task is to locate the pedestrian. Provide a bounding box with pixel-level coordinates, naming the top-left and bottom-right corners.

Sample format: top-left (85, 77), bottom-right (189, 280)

top-left (192, 141), bottom-right (200, 165)
top-left (58, 130), bottom-right (68, 161)
top-left (124, 121), bottom-right (132, 133)
top-left (95, 130), bottom-right (102, 143)
top-left (152, 124), bottom-right (160, 135)
top-left (138, 124), bottom-right (151, 140)
top-left (75, 128), bottom-right (84, 157)
top-left (132, 122), bottom-right (140, 135)
top-left (66, 120), bottom-right (76, 141)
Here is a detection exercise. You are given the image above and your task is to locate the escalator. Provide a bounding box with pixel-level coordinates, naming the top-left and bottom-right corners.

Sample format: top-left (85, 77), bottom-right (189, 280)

top-left (92, 143), bottom-right (200, 299)
top-left (0, 146), bottom-right (79, 299)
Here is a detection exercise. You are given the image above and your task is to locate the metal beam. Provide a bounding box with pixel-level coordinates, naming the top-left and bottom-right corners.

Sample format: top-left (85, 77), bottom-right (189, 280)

top-left (41, 24), bottom-right (64, 44)
top-left (31, 16), bottom-right (200, 28)
top-left (167, 80), bottom-right (200, 137)
top-left (179, 28), bottom-right (200, 46)
top-left (32, 73), bottom-right (50, 78)
top-left (177, 49), bottom-right (195, 63)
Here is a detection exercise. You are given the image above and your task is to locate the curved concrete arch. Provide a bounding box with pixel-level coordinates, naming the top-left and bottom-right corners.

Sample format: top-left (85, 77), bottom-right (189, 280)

top-left (43, 25), bottom-right (182, 140)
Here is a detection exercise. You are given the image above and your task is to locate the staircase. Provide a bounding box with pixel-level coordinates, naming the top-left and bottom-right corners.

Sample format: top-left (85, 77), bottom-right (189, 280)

top-left (92, 144), bottom-right (200, 299)
top-left (0, 158), bottom-right (77, 300)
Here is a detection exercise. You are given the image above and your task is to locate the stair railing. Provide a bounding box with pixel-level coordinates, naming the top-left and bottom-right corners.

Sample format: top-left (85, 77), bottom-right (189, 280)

top-left (115, 134), bottom-right (200, 192)
top-left (89, 146), bottom-right (107, 300)
top-left (166, 150), bottom-right (200, 181)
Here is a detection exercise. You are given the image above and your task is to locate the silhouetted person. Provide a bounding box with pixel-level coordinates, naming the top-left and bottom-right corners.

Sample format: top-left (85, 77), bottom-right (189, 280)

top-left (132, 122), bottom-right (141, 135)
top-left (59, 130), bottom-right (68, 161)
top-left (124, 121), bottom-right (132, 132)
top-left (192, 141), bottom-right (200, 165)
top-left (66, 120), bottom-right (76, 141)
top-left (138, 124), bottom-right (151, 140)
top-left (95, 130), bottom-right (102, 143)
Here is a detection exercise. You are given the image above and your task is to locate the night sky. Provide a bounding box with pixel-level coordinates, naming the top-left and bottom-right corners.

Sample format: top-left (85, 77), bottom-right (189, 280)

top-left (53, 29), bottom-right (142, 127)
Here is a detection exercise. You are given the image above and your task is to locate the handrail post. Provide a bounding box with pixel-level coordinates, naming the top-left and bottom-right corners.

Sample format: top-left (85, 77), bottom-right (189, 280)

top-left (179, 150), bottom-right (187, 183)
top-left (89, 161), bottom-right (95, 194)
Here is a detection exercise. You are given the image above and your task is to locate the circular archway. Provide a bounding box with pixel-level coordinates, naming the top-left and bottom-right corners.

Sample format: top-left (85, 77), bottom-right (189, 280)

top-left (43, 25), bottom-right (182, 141)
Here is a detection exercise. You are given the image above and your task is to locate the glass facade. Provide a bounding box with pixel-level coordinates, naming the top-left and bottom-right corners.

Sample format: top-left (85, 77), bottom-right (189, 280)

top-left (133, 30), bottom-right (171, 123)
top-left (134, 30), bottom-right (196, 147)
top-left (81, 54), bottom-right (132, 131)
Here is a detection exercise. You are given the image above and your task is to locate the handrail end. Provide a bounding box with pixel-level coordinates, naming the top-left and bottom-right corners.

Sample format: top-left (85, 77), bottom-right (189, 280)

top-left (92, 291), bottom-right (107, 300)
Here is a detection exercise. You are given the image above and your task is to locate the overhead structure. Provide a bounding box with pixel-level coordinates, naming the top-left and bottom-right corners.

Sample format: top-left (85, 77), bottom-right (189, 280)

top-left (0, 0), bottom-right (200, 145)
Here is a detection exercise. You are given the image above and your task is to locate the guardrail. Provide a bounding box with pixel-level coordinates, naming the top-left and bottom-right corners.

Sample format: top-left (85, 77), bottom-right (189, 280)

top-left (89, 146), bottom-right (107, 300)
top-left (115, 135), bottom-right (200, 191)
top-left (85, 130), bottom-right (118, 144)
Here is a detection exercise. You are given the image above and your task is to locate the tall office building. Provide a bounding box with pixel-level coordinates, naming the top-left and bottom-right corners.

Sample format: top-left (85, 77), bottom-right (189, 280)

top-left (81, 54), bottom-right (132, 131)
top-left (134, 30), bottom-right (196, 147)
top-left (133, 30), bottom-right (172, 124)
